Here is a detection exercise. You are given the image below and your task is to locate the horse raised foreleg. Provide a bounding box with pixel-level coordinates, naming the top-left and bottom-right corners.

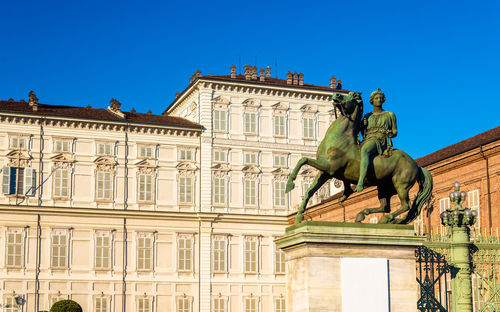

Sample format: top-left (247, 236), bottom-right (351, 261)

top-left (286, 157), bottom-right (331, 193)
top-left (339, 180), bottom-right (353, 203)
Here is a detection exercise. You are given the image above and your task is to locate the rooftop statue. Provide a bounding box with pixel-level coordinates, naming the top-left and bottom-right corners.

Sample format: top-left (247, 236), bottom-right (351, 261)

top-left (286, 89), bottom-right (433, 224)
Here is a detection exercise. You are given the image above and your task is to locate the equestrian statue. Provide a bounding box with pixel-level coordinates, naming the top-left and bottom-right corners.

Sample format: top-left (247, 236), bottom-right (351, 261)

top-left (286, 89), bottom-right (433, 224)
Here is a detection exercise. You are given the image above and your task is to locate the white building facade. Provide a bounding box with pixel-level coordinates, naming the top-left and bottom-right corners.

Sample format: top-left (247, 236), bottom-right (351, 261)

top-left (0, 67), bottom-right (346, 312)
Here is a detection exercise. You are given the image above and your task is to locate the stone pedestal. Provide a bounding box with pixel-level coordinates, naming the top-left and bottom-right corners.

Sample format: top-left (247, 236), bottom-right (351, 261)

top-left (275, 221), bottom-right (424, 312)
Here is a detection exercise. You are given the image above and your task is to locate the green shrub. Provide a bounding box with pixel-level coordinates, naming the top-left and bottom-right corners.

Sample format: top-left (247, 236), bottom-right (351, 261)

top-left (50, 300), bottom-right (82, 312)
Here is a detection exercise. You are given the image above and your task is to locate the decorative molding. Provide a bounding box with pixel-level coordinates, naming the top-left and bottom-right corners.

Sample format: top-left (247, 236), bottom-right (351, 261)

top-left (271, 102), bottom-right (288, 116)
top-left (242, 164), bottom-right (261, 179)
top-left (51, 153), bottom-right (75, 170)
top-left (177, 162), bottom-right (198, 176)
top-left (6, 150), bottom-right (31, 168)
top-left (0, 115), bottom-right (200, 138)
top-left (300, 104), bottom-right (318, 113)
top-left (136, 159), bottom-right (158, 174)
top-left (242, 98), bottom-right (261, 112)
top-left (212, 163), bottom-right (230, 178)
top-left (272, 168), bottom-right (290, 181)
top-left (94, 156), bottom-right (117, 172)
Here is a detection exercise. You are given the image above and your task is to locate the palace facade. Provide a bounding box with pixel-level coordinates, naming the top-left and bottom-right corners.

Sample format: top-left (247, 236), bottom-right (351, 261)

top-left (0, 66), bottom-right (347, 312)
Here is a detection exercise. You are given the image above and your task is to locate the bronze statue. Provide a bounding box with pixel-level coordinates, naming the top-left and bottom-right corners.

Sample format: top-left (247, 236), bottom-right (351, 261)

top-left (286, 90), bottom-right (432, 224)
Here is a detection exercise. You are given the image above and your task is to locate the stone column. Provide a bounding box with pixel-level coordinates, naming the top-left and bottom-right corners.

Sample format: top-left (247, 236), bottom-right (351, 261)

top-left (275, 221), bottom-right (424, 312)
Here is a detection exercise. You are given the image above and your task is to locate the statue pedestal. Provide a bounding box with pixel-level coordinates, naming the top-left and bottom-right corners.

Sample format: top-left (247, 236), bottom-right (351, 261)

top-left (275, 221), bottom-right (424, 312)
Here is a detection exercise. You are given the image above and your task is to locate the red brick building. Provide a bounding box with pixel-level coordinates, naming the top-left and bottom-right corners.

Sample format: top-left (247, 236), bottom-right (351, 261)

top-left (290, 126), bottom-right (500, 235)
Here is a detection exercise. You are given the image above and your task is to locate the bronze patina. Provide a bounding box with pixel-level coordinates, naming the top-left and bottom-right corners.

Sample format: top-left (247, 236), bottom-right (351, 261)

top-left (286, 90), bottom-right (433, 224)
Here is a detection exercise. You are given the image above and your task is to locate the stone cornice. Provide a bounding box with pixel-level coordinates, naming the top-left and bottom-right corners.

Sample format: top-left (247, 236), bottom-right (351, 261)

top-left (212, 138), bottom-right (318, 153)
top-left (0, 205), bottom-right (289, 225)
top-left (0, 113), bottom-right (201, 138)
top-left (166, 78), bottom-right (347, 115)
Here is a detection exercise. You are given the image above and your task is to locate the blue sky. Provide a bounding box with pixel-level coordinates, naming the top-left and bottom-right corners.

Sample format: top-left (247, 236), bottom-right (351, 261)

top-left (1, 0), bottom-right (498, 158)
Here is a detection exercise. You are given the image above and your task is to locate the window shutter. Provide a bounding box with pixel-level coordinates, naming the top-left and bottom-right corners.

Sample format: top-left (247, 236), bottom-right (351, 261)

top-left (2, 166), bottom-right (11, 194)
top-left (24, 168), bottom-right (36, 196)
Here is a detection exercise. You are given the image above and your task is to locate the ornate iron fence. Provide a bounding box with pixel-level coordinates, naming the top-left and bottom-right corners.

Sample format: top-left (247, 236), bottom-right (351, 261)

top-left (419, 230), bottom-right (500, 312)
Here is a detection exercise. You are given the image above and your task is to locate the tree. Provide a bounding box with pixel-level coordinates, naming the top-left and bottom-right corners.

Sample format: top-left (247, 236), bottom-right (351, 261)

top-left (50, 300), bottom-right (83, 312)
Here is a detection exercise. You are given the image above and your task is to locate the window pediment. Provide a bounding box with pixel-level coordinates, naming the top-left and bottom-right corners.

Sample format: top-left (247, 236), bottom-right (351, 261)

top-left (212, 96), bottom-right (230, 109)
top-left (6, 150), bottom-right (31, 167)
top-left (176, 162), bottom-right (198, 172)
top-left (300, 104), bottom-right (318, 113)
top-left (272, 102), bottom-right (288, 111)
top-left (135, 159), bottom-right (157, 168)
top-left (94, 156), bottom-right (117, 171)
top-left (242, 98), bottom-right (260, 109)
top-left (272, 168), bottom-right (290, 181)
top-left (212, 163), bottom-right (230, 171)
top-left (242, 164), bottom-right (261, 179)
top-left (51, 154), bottom-right (75, 163)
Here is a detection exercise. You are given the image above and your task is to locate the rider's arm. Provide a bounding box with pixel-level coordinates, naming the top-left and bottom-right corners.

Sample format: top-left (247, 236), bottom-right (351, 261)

top-left (389, 112), bottom-right (397, 138)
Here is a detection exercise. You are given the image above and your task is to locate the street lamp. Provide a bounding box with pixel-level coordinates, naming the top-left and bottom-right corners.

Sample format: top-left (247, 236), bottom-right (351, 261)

top-left (439, 182), bottom-right (477, 312)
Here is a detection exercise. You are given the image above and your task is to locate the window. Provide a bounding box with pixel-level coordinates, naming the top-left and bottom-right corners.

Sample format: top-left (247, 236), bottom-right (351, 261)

top-left (179, 176), bottom-right (193, 204)
top-left (6, 231), bottom-right (23, 268)
top-left (97, 143), bottom-right (112, 156)
top-left (213, 177), bottom-right (225, 205)
top-left (138, 174), bottom-right (153, 202)
top-left (273, 181), bottom-right (286, 207)
top-left (177, 297), bottom-right (191, 312)
top-left (54, 140), bottom-right (71, 153)
top-left (178, 236), bottom-right (193, 272)
top-left (244, 179), bottom-right (257, 206)
top-left (95, 297), bottom-right (108, 312)
top-left (214, 150), bottom-right (227, 163)
top-left (303, 117), bottom-right (315, 139)
top-left (244, 238), bottom-right (258, 273)
top-left (274, 115), bottom-right (286, 136)
top-left (2, 167), bottom-right (36, 196)
top-left (53, 168), bottom-right (70, 198)
top-left (213, 238), bottom-right (226, 273)
top-left (137, 235), bottom-right (153, 271)
top-left (275, 246), bottom-right (285, 274)
top-left (214, 110), bottom-right (227, 131)
top-left (244, 112), bottom-right (257, 134)
top-left (139, 146), bottom-right (154, 158)
top-left (179, 149), bottom-right (194, 161)
top-left (51, 233), bottom-right (68, 268)
top-left (3, 296), bottom-right (19, 312)
top-left (468, 189), bottom-right (480, 231)
top-left (213, 297), bottom-right (225, 312)
top-left (275, 297), bottom-right (286, 312)
top-left (369, 217), bottom-right (378, 224)
top-left (10, 136), bottom-right (27, 149)
top-left (245, 297), bottom-right (257, 312)
top-left (244, 152), bottom-right (258, 165)
top-left (137, 298), bottom-right (151, 312)
top-left (96, 171), bottom-right (112, 200)
top-left (95, 235), bottom-right (111, 269)
top-left (273, 155), bottom-right (287, 167)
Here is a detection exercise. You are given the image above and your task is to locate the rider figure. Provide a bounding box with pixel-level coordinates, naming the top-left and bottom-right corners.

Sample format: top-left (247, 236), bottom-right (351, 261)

top-left (355, 88), bottom-right (397, 193)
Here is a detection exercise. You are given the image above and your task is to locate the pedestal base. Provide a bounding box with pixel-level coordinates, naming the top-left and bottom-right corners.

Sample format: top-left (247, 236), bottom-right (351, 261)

top-left (275, 221), bottom-right (424, 312)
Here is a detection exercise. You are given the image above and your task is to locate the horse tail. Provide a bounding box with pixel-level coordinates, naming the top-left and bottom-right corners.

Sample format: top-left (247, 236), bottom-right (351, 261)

top-left (403, 167), bottom-right (433, 224)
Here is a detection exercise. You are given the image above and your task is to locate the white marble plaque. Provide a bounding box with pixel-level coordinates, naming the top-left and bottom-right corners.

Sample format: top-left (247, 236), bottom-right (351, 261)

top-left (341, 257), bottom-right (389, 312)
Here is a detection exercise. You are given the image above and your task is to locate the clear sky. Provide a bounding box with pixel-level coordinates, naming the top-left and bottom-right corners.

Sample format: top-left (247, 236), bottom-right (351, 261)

top-left (1, 0), bottom-right (498, 158)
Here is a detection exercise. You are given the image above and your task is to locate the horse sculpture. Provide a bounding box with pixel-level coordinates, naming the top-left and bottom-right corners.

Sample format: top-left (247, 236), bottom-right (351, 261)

top-left (286, 91), bottom-right (433, 224)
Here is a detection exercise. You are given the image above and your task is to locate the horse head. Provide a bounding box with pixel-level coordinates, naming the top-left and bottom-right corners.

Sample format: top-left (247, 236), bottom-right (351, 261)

top-left (333, 91), bottom-right (363, 122)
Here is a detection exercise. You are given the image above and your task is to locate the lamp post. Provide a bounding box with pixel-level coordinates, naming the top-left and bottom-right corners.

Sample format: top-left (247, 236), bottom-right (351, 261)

top-left (440, 182), bottom-right (478, 312)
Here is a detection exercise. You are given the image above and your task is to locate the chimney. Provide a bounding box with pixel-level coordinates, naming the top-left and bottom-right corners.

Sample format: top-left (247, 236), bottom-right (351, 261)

top-left (298, 73), bottom-right (304, 86)
top-left (259, 69), bottom-right (265, 81)
top-left (252, 66), bottom-right (258, 80)
top-left (336, 79), bottom-right (342, 89)
top-left (28, 91), bottom-right (38, 111)
top-left (175, 92), bottom-right (180, 98)
top-left (293, 72), bottom-right (298, 85)
top-left (330, 76), bottom-right (337, 89)
top-left (230, 64), bottom-right (236, 78)
top-left (244, 65), bottom-right (251, 80)
top-left (189, 70), bottom-right (202, 83)
top-left (286, 71), bottom-right (292, 85)
top-left (266, 66), bottom-right (271, 78)
top-left (108, 98), bottom-right (125, 118)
